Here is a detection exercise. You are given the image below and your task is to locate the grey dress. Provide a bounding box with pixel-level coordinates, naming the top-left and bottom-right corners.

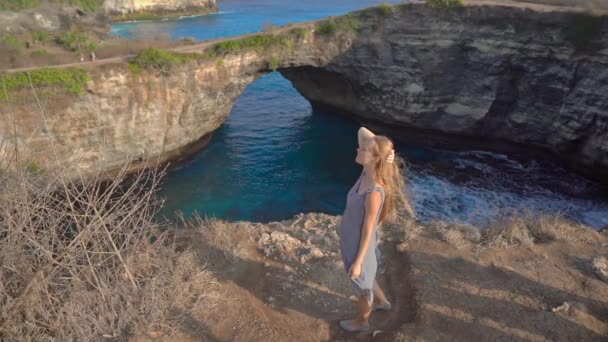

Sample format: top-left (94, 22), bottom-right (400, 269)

top-left (339, 171), bottom-right (385, 302)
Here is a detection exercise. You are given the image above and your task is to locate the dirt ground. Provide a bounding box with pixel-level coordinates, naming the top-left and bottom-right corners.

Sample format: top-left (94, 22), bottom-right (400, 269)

top-left (0, 34), bottom-right (192, 70)
top-left (144, 213), bottom-right (608, 342)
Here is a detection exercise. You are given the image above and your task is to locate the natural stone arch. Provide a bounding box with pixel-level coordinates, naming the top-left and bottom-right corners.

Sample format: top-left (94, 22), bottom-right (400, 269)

top-left (2, 3), bottom-right (608, 183)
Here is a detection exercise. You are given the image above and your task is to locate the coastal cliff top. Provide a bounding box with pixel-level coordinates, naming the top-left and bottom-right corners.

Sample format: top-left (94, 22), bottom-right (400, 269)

top-left (466, 0), bottom-right (608, 13)
top-left (164, 212), bottom-right (608, 341)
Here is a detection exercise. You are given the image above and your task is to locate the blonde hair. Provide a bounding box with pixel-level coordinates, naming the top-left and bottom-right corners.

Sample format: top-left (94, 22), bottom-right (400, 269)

top-left (370, 135), bottom-right (415, 223)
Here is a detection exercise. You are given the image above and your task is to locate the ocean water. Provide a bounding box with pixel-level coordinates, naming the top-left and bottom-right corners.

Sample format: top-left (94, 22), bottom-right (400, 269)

top-left (112, 1), bottom-right (608, 229)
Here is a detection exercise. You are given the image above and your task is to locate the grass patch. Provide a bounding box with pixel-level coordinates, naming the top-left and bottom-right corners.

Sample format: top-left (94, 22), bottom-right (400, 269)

top-left (377, 2), bottom-right (394, 16)
top-left (562, 14), bottom-right (604, 52)
top-left (1, 34), bottom-right (24, 48)
top-left (60, 0), bottom-right (103, 12)
top-left (289, 27), bottom-right (308, 40)
top-left (57, 29), bottom-right (98, 52)
top-left (315, 15), bottom-right (359, 36)
top-left (0, 0), bottom-right (39, 11)
top-left (1, 68), bottom-right (90, 99)
top-left (0, 0), bottom-right (102, 12)
top-left (32, 48), bottom-right (48, 56)
top-left (212, 34), bottom-right (291, 55)
top-left (426, 0), bottom-right (464, 10)
top-left (130, 48), bottom-right (200, 74)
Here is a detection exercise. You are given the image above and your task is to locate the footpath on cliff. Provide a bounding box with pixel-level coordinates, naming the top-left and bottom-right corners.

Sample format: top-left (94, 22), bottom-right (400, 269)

top-left (3, 0), bottom-right (608, 73)
top-left (156, 212), bottom-right (608, 342)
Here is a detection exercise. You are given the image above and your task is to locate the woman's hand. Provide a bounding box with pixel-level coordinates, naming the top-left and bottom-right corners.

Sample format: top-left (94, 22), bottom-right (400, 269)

top-left (348, 262), bottom-right (362, 279)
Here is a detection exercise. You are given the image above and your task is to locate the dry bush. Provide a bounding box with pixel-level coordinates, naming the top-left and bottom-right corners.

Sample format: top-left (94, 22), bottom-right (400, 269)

top-left (482, 214), bottom-right (536, 248)
top-left (383, 216), bottom-right (423, 243)
top-left (0, 163), bottom-right (220, 341)
top-left (429, 221), bottom-right (482, 248)
top-left (481, 211), bottom-right (599, 248)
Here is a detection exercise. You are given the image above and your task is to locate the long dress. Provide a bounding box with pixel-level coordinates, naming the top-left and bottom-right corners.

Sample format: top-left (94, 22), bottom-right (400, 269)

top-left (339, 171), bottom-right (385, 303)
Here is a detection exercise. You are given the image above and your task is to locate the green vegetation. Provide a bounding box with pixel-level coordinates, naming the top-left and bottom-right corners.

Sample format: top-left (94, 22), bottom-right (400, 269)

top-left (377, 2), bottom-right (394, 16)
top-left (1, 34), bottom-right (23, 48)
top-left (562, 14), bottom-right (604, 52)
top-left (32, 31), bottom-right (52, 43)
top-left (0, 68), bottom-right (90, 99)
top-left (315, 15), bottom-right (359, 36)
top-left (32, 48), bottom-right (48, 56)
top-left (57, 29), bottom-right (98, 52)
top-left (60, 0), bottom-right (102, 12)
top-left (426, 0), bottom-right (464, 10)
top-left (129, 48), bottom-right (200, 75)
top-left (289, 27), bottom-right (308, 40)
top-left (212, 34), bottom-right (292, 55)
top-left (25, 159), bottom-right (42, 174)
top-left (0, 0), bottom-right (39, 11)
top-left (268, 56), bottom-right (280, 71)
top-left (0, 0), bottom-right (102, 12)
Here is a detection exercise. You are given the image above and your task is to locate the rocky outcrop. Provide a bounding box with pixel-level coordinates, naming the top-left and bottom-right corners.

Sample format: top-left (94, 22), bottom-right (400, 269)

top-left (102, 0), bottom-right (217, 20)
top-left (281, 4), bottom-right (608, 180)
top-left (0, 4), bottom-right (107, 35)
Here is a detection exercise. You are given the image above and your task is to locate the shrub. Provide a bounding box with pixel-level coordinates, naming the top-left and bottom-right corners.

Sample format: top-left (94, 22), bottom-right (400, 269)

top-left (130, 48), bottom-right (200, 74)
top-left (268, 56), bottom-right (280, 71)
top-left (212, 34), bottom-right (289, 55)
top-left (57, 30), bottom-right (89, 52)
top-left (316, 15), bottom-right (359, 36)
top-left (378, 2), bottom-right (394, 16)
top-left (426, 0), bottom-right (464, 10)
top-left (1, 34), bottom-right (22, 48)
top-left (316, 22), bottom-right (337, 35)
top-left (289, 27), bottom-right (307, 39)
top-left (0, 68), bottom-right (90, 97)
top-left (32, 31), bottom-right (52, 43)
top-left (0, 164), bottom-right (220, 341)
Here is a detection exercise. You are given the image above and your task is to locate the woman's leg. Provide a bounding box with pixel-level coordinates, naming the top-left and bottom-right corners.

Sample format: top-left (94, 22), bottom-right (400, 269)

top-left (373, 279), bottom-right (390, 305)
top-left (340, 291), bottom-right (372, 331)
top-left (356, 293), bottom-right (372, 324)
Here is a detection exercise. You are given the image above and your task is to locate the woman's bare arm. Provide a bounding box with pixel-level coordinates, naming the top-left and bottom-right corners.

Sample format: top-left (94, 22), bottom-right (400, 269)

top-left (358, 127), bottom-right (375, 148)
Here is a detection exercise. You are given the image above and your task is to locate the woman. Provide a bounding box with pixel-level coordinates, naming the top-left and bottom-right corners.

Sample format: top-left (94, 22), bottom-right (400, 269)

top-left (338, 127), bottom-right (415, 332)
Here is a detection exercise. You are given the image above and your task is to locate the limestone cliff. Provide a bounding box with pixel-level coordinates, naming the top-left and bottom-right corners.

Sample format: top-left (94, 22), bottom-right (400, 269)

top-left (2, 3), bottom-right (607, 182)
top-left (281, 4), bottom-right (608, 180)
top-left (103, 0), bottom-right (217, 20)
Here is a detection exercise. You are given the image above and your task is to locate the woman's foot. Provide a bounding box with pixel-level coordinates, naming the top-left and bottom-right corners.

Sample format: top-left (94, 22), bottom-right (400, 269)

top-left (339, 319), bottom-right (370, 332)
top-left (372, 301), bottom-right (392, 312)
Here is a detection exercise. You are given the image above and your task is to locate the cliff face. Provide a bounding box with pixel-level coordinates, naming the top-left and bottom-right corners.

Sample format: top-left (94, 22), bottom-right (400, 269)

top-left (2, 3), bottom-right (608, 181)
top-left (281, 5), bottom-right (608, 179)
top-left (0, 27), bottom-right (340, 178)
top-left (102, 0), bottom-right (217, 20)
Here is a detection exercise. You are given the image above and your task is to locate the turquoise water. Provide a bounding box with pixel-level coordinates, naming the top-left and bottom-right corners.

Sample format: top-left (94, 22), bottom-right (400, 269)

top-left (113, 1), bottom-right (608, 228)
top-left (111, 0), bottom-right (402, 39)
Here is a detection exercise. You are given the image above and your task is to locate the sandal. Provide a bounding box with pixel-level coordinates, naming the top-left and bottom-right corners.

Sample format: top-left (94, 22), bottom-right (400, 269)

top-left (372, 302), bottom-right (392, 312)
top-left (339, 319), bottom-right (370, 332)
